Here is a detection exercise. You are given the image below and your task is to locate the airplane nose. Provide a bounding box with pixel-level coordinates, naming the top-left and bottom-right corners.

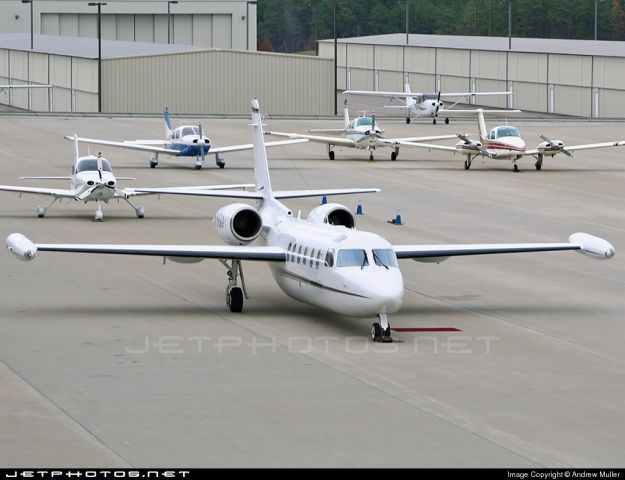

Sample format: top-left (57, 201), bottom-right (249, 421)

top-left (364, 273), bottom-right (404, 313)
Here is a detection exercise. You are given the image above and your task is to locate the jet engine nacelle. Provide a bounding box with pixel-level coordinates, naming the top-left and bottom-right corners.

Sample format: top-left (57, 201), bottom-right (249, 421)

top-left (213, 203), bottom-right (263, 245)
top-left (6, 233), bottom-right (37, 261)
top-left (307, 203), bottom-right (355, 228)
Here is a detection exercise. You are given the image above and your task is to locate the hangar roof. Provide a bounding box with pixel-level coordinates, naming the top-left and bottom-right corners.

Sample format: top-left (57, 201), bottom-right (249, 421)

top-left (320, 33), bottom-right (625, 57)
top-left (0, 33), bottom-right (204, 59)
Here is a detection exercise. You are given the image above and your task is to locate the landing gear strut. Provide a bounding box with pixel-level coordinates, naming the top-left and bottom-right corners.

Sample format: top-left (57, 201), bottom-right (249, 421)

top-left (369, 150), bottom-right (374, 162)
top-left (371, 313), bottom-right (392, 343)
top-left (535, 154), bottom-right (543, 171)
top-left (220, 258), bottom-right (248, 313)
top-left (123, 196), bottom-right (145, 218)
top-left (464, 158), bottom-right (471, 170)
top-left (37, 197), bottom-right (58, 218)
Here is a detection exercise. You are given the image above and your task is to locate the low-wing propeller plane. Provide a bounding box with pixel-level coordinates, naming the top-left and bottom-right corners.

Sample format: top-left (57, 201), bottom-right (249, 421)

top-left (264, 100), bottom-right (457, 161)
top-left (344, 83), bottom-right (512, 124)
top-left (68, 107), bottom-right (307, 170)
top-left (0, 136), bottom-right (251, 221)
top-left (404, 109), bottom-right (625, 172)
top-left (6, 99), bottom-right (615, 341)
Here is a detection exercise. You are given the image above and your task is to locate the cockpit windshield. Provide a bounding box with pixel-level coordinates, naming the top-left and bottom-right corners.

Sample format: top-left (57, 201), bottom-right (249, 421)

top-left (351, 117), bottom-right (373, 129)
top-left (491, 126), bottom-right (520, 139)
top-left (180, 126), bottom-right (199, 137)
top-left (372, 249), bottom-right (399, 268)
top-left (336, 249), bottom-right (369, 267)
top-left (75, 158), bottom-right (113, 173)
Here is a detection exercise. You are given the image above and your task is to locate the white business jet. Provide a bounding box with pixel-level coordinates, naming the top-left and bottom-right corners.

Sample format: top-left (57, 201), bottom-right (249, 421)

top-left (403, 109), bottom-right (625, 172)
top-left (68, 107), bottom-right (307, 170)
top-left (344, 83), bottom-right (512, 124)
top-left (0, 136), bottom-right (250, 221)
top-left (265, 100), bottom-right (457, 161)
top-left (6, 99), bottom-right (616, 342)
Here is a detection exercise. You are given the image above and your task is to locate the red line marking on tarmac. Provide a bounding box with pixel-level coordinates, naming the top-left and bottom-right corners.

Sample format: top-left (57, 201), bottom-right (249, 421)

top-left (392, 327), bottom-right (461, 332)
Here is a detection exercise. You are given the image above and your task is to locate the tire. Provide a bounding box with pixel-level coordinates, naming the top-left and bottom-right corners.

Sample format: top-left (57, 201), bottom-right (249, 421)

top-left (228, 287), bottom-right (244, 313)
top-left (371, 322), bottom-right (383, 341)
top-left (329, 150), bottom-right (335, 160)
top-left (391, 151), bottom-right (397, 161)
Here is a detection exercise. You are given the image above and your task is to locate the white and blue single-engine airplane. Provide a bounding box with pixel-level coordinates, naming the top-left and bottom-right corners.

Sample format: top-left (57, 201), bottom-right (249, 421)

top-left (265, 100), bottom-right (457, 161)
top-left (403, 109), bottom-right (625, 172)
top-left (0, 136), bottom-right (251, 221)
top-left (6, 99), bottom-right (616, 341)
top-left (68, 107), bottom-right (307, 170)
top-left (344, 82), bottom-right (513, 125)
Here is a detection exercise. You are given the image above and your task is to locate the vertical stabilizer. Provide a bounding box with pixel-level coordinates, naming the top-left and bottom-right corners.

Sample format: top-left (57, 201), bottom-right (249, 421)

top-left (343, 99), bottom-right (350, 130)
top-left (477, 109), bottom-right (488, 140)
top-left (164, 107), bottom-right (173, 138)
top-left (250, 98), bottom-right (272, 197)
top-left (72, 134), bottom-right (80, 162)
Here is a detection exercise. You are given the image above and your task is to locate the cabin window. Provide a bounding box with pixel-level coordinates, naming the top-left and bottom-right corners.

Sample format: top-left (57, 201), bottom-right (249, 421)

top-left (75, 158), bottom-right (113, 173)
top-left (287, 242), bottom-right (292, 261)
top-left (310, 248), bottom-right (316, 267)
top-left (325, 249), bottom-right (335, 268)
top-left (336, 249), bottom-right (369, 268)
top-left (372, 249), bottom-right (399, 268)
top-left (297, 245), bottom-right (302, 264)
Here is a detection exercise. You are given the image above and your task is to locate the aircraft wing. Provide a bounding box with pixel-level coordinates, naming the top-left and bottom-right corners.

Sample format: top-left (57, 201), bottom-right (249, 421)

top-left (525, 140), bottom-right (625, 156)
top-left (273, 188), bottom-right (380, 199)
top-left (344, 90), bottom-right (421, 99)
top-left (6, 234), bottom-right (286, 262)
top-left (398, 141), bottom-right (459, 152)
top-left (437, 109), bottom-right (522, 116)
top-left (393, 233), bottom-right (615, 263)
top-left (209, 138), bottom-right (308, 155)
top-left (66, 136), bottom-right (181, 156)
top-left (439, 91), bottom-right (513, 98)
top-left (380, 134), bottom-right (458, 146)
top-left (265, 131), bottom-right (356, 148)
top-left (0, 185), bottom-right (75, 198)
top-left (122, 183), bottom-right (254, 198)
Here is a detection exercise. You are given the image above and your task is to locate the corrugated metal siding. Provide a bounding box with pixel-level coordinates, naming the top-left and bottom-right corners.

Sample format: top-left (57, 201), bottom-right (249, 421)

top-left (101, 50), bottom-right (333, 116)
top-left (0, 1), bottom-right (254, 51)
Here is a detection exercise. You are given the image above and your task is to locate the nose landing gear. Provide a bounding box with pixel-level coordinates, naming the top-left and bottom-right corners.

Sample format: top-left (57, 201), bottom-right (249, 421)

top-left (371, 313), bottom-right (392, 343)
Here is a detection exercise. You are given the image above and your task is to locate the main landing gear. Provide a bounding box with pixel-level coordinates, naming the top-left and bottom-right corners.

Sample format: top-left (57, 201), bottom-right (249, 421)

top-left (464, 159), bottom-right (471, 170)
top-left (122, 196), bottom-right (145, 218)
top-left (220, 258), bottom-right (248, 313)
top-left (535, 154), bottom-right (543, 171)
top-left (433, 117), bottom-right (450, 125)
top-left (406, 116), bottom-right (411, 124)
top-left (328, 144), bottom-right (335, 160)
top-left (150, 154), bottom-right (159, 168)
top-left (216, 154), bottom-right (225, 169)
top-left (371, 313), bottom-right (393, 343)
top-left (37, 197), bottom-right (58, 218)
top-left (391, 148), bottom-right (399, 161)
top-left (513, 163), bottom-right (519, 172)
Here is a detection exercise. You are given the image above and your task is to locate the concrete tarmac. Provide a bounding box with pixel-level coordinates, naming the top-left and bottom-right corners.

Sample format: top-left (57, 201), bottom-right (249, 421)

top-left (0, 113), bottom-right (624, 467)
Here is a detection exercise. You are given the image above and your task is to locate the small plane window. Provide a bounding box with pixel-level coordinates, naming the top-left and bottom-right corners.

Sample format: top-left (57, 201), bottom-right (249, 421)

top-left (325, 249), bottom-right (334, 268)
top-left (75, 158), bottom-right (112, 173)
top-left (181, 126), bottom-right (196, 137)
top-left (310, 248), bottom-right (315, 267)
top-left (336, 249), bottom-right (368, 268)
top-left (372, 249), bottom-right (399, 268)
top-left (287, 242), bottom-right (292, 261)
top-left (355, 117), bottom-right (373, 127)
top-left (489, 130), bottom-right (496, 140)
top-left (303, 247), bottom-right (308, 266)
top-left (297, 245), bottom-right (302, 264)
top-left (316, 250), bottom-right (322, 269)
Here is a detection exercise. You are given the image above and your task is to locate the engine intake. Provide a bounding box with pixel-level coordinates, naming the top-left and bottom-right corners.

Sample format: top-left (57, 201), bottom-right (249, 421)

top-left (307, 203), bottom-right (355, 228)
top-left (213, 203), bottom-right (263, 245)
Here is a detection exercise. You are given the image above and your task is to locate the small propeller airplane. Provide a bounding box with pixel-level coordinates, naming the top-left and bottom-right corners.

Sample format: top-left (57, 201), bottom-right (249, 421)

top-left (67, 107), bottom-right (307, 170)
top-left (264, 100), bottom-right (457, 161)
top-left (6, 98), bottom-right (616, 342)
top-left (344, 83), bottom-right (513, 124)
top-left (0, 136), bottom-right (251, 221)
top-left (403, 109), bottom-right (625, 172)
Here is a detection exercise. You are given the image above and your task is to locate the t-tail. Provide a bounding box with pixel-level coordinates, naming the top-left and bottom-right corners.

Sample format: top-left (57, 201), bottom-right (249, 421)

top-left (250, 98), bottom-right (273, 199)
top-left (164, 107), bottom-right (173, 138)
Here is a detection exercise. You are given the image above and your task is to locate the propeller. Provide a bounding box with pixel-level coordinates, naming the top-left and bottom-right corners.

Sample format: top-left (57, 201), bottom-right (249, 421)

top-left (198, 122), bottom-right (206, 165)
top-left (457, 133), bottom-right (494, 157)
top-left (435, 91), bottom-right (442, 115)
top-left (539, 133), bottom-right (571, 156)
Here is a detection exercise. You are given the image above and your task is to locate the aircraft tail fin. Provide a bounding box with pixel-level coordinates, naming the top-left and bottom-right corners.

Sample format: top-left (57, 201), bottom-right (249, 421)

top-left (343, 99), bottom-right (350, 130)
top-left (477, 109), bottom-right (487, 140)
top-left (72, 134), bottom-right (80, 161)
top-left (164, 107), bottom-right (173, 137)
top-left (250, 98), bottom-right (273, 198)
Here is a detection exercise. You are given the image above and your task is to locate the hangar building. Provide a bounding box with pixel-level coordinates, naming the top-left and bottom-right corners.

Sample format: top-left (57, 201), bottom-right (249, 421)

top-left (318, 34), bottom-right (625, 118)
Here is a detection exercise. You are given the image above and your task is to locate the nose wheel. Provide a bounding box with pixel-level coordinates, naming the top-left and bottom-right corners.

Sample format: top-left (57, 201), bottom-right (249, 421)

top-left (371, 314), bottom-right (392, 342)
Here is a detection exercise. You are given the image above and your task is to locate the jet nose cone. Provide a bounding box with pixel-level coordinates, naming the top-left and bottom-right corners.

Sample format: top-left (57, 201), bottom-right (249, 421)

top-left (365, 272), bottom-right (404, 313)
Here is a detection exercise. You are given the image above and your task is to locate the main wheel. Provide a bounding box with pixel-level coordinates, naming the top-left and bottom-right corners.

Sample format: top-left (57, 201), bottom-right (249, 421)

top-left (433, 118), bottom-right (437, 125)
top-left (513, 164), bottom-right (519, 172)
top-left (218, 163), bottom-right (225, 169)
top-left (406, 117), bottom-right (411, 124)
top-left (228, 287), bottom-right (243, 313)
top-left (444, 117), bottom-right (450, 125)
top-left (149, 160), bottom-right (158, 168)
top-left (371, 322), bottom-right (383, 342)
top-left (391, 151), bottom-right (397, 161)
top-left (329, 150), bottom-right (335, 160)
top-left (535, 162), bottom-right (542, 171)
top-left (194, 163), bottom-right (203, 170)
top-left (464, 160), bottom-right (471, 170)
